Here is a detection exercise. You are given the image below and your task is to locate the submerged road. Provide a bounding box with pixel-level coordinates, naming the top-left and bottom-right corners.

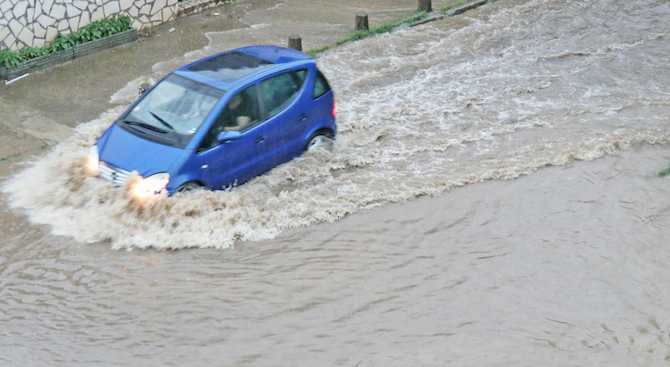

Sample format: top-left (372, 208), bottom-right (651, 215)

top-left (2, 0), bottom-right (670, 365)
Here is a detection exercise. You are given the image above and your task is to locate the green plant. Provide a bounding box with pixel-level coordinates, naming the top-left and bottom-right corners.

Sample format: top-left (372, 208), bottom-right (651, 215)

top-left (305, 45), bottom-right (331, 57)
top-left (441, 0), bottom-right (469, 13)
top-left (335, 11), bottom-right (428, 46)
top-left (0, 15), bottom-right (133, 68)
top-left (659, 163), bottom-right (670, 177)
top-left (0, 48), bottom-right (23, 67)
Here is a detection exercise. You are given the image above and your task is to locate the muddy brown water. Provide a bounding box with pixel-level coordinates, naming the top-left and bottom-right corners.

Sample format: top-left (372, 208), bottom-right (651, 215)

top-left (2, 0), bottom-right (670, 365)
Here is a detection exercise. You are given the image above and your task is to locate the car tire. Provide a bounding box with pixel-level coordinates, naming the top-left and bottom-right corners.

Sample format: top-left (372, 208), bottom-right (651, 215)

top-left (306, 131), bottom-right (334, 152)
top-left (176, 182), bottom-right (204, 193)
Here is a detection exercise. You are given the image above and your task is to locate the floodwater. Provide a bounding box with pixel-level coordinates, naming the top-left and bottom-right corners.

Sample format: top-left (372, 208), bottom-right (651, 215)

top-left (2, 0), bottom-right (670, 365)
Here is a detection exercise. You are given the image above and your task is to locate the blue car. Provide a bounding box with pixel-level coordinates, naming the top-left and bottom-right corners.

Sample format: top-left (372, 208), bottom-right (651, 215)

top-left (86, 45), bottom-right (336, 198)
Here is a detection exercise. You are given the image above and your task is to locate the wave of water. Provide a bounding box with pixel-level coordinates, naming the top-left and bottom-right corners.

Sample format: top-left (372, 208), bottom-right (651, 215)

top-left (3, 0), bottom-right (670, 249)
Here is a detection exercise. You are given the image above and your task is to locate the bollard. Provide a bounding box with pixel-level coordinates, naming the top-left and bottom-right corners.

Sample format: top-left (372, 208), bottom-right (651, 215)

top-left (418, 0), bottom-right (431, 12)
top-left (138, 82), bottom-right (151, 96)
top-left (288, 34), bottom-right (302, 51)
top-left (355, 11), bottom-right (369, 31)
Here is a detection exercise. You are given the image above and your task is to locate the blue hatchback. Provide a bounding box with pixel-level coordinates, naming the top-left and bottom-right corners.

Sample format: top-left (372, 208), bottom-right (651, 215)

top-left (86, 46), bottom-right (336, 197)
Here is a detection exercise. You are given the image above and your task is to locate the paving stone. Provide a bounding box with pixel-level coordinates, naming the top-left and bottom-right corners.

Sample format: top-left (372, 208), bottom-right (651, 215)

top-left (95, 0), bottom-right (102, 5)
top-left (28, 0), bottom-right (35, 6)
top-left (0, 19), bottom-right (7, 26)
top-left (42, 0), bottom-right (54, 13)
top-left (149, 0), bottom-right (165, 15)
top-left (17, 27), bottom-right (34, 46)
top-left (0, 1), bottom-right (12, 13)
top-left (0, 26), bottom-right (10, 42)
top-left (28, 24), bottom-right (34, 31)
top-left (79, 10), bottom-right (89, 28)
top-left (34, 23), bottom-right (46, 37)
top-left (103, 0), bottom-right (120, 17)
top-left (139, 3), bottom-right (150, 14)
top-left (45, 25), bottom-right (57, 41)
top-left (91, 7), bottom-right (103, 21)
top-left (138, 14), bottom-right (149, 23)
top-left (51, 3), bottom-right (66, 18)
top-left (27, 8), bottom-right (34, 23)
top-left (13, 0), bottom-right (28, 18)
top-left (119, 0), bottom-right (133, 10)
top-left (73, 0), bottom-right (87, 10)
top-left (57, 18), bottom-right (68, 31)
top-left (33, 37), bottom-right (45, 47)
top-left (131, 19), bottom-right (142, 30)
top-left (35, 1), bottom-right (42, 16)
top-left (150, 11), bottom-right (161, 22)
top-left (128, 5), bottom-right (138, 17)
top-left (36, 14), bottom-right (56, 27)
top-left (161, 7), bottom-right (172, 22)
top-left (8, 19), bottom-right (23, 35)
top-left (17, 16), bottom-right (27, 26)
top-left (87, 4), bottom-right (95, 11)
top-left (167, 0), bottom-right (176, 5)
top-left (67, 4), bottom-right (81, 17)
top-left (5, 33), bottom-right (16, 48)
top-left (68, 15), bottom-right (79, 32)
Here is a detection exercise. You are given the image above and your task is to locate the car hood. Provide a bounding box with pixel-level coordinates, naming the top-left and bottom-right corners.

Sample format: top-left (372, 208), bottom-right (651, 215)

top-left (97, 124), bottom-right (185, 177)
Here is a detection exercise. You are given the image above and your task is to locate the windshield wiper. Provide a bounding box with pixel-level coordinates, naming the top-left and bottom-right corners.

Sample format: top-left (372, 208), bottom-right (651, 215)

top-left (122, 119), bottom-right (168, 134)
top-left (148, 111), bottom-right (176, 132)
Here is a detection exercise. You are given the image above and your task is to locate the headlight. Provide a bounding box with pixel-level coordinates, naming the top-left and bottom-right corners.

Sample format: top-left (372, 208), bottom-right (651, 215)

top-left (133, 173), bottom-right (170, 198)
top-left (86, 145), bottom-right (99, 174)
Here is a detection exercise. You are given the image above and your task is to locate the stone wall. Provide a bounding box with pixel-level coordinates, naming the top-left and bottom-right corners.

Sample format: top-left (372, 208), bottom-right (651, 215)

top-left (0, 0), bottom-right (178, 51)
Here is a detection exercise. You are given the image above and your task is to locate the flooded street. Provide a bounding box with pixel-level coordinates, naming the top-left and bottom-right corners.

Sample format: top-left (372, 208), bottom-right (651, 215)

top-left (2, 0), bottom-right (670, 365)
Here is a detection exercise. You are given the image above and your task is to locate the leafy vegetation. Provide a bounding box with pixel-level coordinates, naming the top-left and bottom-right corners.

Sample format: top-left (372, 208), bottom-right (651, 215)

top-left (440, 0), bottom-right (470, 13)
top-left (659, 163), bottom-right (670, 177)
top-left (0, 16), bottom-right (132, 68)
top-left (305, 11), bottom-right (428, 57)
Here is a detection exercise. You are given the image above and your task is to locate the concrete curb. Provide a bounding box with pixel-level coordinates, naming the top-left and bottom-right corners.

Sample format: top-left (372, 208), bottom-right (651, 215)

top-left (410, 0), bottom-right (497, 28)
top-left (0, 29), bottom-right (138, 81)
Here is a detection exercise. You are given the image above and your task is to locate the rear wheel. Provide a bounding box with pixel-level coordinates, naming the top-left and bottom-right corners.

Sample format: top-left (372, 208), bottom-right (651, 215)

top-left (176, 182), bottom-right (204, 193)
top-left (306, 131), bottom-right (334, 152)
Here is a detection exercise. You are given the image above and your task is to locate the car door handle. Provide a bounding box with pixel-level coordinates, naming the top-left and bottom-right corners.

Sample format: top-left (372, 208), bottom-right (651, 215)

top-left (298, 114), bottom-right (309, 121)
top-left (254, 136), bottom-right (266, 143)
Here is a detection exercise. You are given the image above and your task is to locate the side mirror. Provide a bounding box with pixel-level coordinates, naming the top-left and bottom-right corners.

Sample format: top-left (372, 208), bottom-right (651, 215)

top-left (217, 130), bottom-right (242, 144)
top-left (138, 82), bottom-right (151, 96)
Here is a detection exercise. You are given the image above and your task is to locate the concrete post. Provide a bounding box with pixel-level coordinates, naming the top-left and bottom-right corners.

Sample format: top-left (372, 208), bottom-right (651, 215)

top-left (418, 0), bottom-right (432, 12)
top-left (355, 11), bottom-right (369, 31)
top-left (288, 34), bottom-right (302, 51)
top-left (138, 82), bottom-right (151, 96)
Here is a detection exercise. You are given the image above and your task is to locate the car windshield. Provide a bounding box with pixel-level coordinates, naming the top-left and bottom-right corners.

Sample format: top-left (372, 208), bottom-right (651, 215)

top-left (121, 74), bottom-right (224, 147)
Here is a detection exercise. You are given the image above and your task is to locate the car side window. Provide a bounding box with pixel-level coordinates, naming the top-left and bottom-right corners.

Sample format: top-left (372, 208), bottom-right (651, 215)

top-left (260, 69), bottom-right (307, 118)
top-left (198, 85), bottom-right (261, 152)
top-left (313, 70), bottom-right (331, 99)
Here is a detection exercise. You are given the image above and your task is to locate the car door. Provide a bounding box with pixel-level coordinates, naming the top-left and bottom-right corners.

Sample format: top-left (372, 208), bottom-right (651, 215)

top-left (194, 83), bottom-right (271, 189)
top-left (257, 68), bottom-right (309, 165)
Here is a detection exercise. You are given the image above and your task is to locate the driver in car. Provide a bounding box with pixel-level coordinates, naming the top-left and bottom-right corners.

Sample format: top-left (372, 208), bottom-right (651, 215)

top-left (222, 94), bottom-right (252, 131)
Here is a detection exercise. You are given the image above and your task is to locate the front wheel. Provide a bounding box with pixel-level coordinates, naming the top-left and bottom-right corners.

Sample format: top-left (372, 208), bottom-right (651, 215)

top-left (176, 182), bottom-right (204, 193)
top-left (306, 133), bottom-right (334, 152)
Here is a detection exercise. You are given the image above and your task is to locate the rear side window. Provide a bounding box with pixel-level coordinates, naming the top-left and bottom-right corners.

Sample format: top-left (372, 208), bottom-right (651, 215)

top-left (313, 70), bottom-right (331, 99)
top-left (260, 69), bottom-right (307, 118)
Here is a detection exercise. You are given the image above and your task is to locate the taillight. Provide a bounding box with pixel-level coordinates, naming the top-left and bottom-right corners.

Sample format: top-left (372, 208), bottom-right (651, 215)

top-left (332, 96), bottom-right (336, 117)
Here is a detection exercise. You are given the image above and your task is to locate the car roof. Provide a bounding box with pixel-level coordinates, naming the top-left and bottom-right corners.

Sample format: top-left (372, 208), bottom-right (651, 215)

top-left (173, 45), bottom-right (314, 91)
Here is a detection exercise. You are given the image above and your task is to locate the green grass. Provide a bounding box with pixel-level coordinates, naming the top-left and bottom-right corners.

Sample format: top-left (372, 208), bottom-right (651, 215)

top-left (659, 163), bottom-right (670, 177)
top-left (440, 0), bottom-right (470, 13)
top-left (305, 45), bottom-right (331, 57)
top-left (0, 153), bottom-right (22, 162)
top-left (304, 11), bottom-right (428, 57)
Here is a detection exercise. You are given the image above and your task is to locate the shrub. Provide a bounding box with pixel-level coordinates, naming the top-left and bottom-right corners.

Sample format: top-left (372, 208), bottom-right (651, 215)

top-left (0, 16), bottom-right (133, 68)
